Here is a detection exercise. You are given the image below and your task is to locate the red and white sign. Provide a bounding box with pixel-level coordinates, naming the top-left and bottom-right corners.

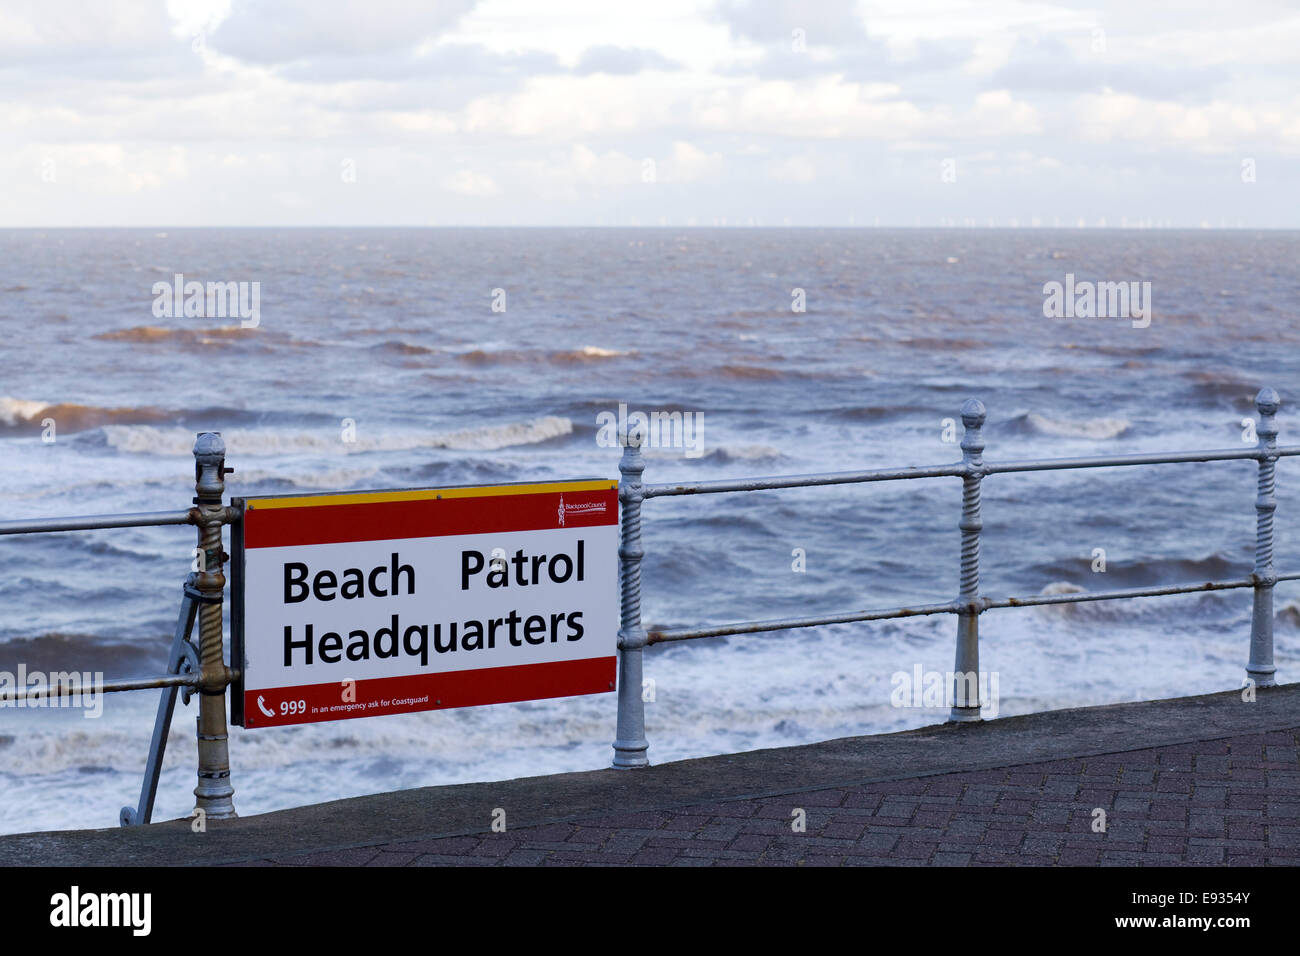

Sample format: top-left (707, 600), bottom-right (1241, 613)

top-left (232, 480), bottom-right (618, 727)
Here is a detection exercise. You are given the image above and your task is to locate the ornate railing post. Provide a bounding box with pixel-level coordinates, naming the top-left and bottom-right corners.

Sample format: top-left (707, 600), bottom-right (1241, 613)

top-left (612, 425), bottom-right (650, 768)
top-left (192, 432), bottom-right (237, 818)
top-left (951, 399), bottom-right (986, 722)
top-left (1248, 388), bottom-right (1280, 688)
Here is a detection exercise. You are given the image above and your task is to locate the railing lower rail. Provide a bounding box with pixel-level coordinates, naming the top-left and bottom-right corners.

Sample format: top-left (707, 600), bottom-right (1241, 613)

top-left (0, 674), bottom-right (199, 700)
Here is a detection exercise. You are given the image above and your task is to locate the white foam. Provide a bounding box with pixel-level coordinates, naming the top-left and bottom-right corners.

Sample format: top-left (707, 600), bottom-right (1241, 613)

top-left (1026, 413), bottom-right (1130, 440)
top-left (101, 417), bottom-right (574, 457)
top-left (0, 397), bottom-right (49, 426)
top-left (1040, 581), bottom-right (1086, 595)
top-left (714, 444), bottom-right (783, 460)
top-left (234, 465), bottom-right (384, 489)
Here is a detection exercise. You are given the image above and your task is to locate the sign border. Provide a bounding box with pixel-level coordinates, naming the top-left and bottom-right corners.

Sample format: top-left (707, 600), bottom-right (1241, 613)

top-left (229, 476), bottom-right (617, 728)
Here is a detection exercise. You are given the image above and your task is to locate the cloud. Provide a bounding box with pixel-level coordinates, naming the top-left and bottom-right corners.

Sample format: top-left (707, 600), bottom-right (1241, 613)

top-left (661, 141), bottom-right (723, 181)
top-left (511, 142), bottom-right (721, 195)
top-left (208, 0), bottom-right (476, 64)
top-left (718, 36), bottom-right (971, 83)
top-left (986, 35), bottom-right (1231, 102)
top-left (573, 45), bottom-right (680, 75)
top-left (711, 0), bottom-right (869, 47)
top-left (0, 0), bottom-right (207, 82)
top-left (766, 153), bottom-right (816, 183)
top-left (441, 168), bottom-right (501, 196)
top-left (688, 77), bottom-right (1039, 141)
top-left (9, 142), bottom-right (189, 193)
top-left (1070, 90), bottom-right (1293, 152)
top-left (461, 74), bottom-right (678, 137)
top-left (279, 42), bottom-right (564, 84)
top-left (0, 0), bottom-right (177, 59)
top-left (2, 0), bottom-right (1298, 226)
top-left (709, 0), bottom-right (971, 84)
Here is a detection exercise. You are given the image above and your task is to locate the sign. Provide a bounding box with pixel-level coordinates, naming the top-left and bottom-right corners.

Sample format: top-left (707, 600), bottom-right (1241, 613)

top-left (231, 479), bottom-right (618, 727)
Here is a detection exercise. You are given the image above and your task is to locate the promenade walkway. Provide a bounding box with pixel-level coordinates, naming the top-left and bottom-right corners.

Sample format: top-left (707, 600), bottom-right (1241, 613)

top-left (3, 684), bottom-right (1297, 866)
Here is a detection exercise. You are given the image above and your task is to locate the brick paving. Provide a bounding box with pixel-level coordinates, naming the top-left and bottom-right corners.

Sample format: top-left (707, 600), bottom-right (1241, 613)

top-left (255, 726), bottom-right (1300, 867)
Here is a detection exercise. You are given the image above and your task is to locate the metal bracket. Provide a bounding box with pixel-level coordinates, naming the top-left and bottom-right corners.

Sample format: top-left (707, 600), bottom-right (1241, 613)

top-left (120, 576), bottom-right (201, 826)
top-left (178, 638), bottom-right (201, 706)
top-left (184, 580), bottom-right (223, 605)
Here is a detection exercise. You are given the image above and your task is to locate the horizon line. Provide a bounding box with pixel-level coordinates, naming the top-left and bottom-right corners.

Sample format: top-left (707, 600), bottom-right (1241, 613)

top-left (3, 224), bottom-right (1297, 231)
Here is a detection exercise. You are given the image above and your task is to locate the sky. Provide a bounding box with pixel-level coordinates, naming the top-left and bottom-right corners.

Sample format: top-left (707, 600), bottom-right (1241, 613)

top-left (2, 0), bottom-right (1298, 227)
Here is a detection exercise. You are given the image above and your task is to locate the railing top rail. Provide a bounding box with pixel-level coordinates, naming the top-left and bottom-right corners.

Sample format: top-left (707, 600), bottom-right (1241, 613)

top-left (0, 510), bottom-right (196, 536)
top-left (984, 444), bottom-right (1300, 475)
top-left (644, 463), bottom-right (966, 497)
top-left (643, 443), bottom-right (1300, 498)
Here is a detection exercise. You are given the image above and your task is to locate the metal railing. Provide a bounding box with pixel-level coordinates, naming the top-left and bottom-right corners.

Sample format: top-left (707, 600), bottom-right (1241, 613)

top-left (0, 390), bottom-right (1293, 823)
top-left (0, 433), bottom-right (238, 826)
top-left (610, 387), bottom-right (1297, 768)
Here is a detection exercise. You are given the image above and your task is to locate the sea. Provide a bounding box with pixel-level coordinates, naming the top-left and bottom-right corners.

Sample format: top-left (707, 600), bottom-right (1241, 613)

top-left (0, 227), bottom-right (1297, 834)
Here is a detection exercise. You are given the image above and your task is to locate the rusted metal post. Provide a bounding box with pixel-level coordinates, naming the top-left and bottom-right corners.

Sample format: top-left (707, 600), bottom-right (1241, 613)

top-left (1247, 388), bottom-right (1280, 687)
top-left (951, 399), bottom-right (986, 722)
top-left (192, 432), bottom-right (237, 818)
top-left (612, 425), bottom-right (650, 768)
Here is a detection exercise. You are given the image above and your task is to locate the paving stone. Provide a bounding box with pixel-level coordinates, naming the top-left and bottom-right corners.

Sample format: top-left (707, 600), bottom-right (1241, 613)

top-left (630, 847), bottom-right (680, 865)
top-left (696, 822), bottom-right (744, 842)
top-left (728, 834), bottom-right (772, 853)
top-left (381, 836), bottom-right (480, 855)
top-left (502, 848), bottom-right (553, 866)
top-left (822, 820), bottom-right (868, 840)
top-left (370, 851), bottom-right (417, 866)
top-left (274, 847), bottom-right (382, 866)
top-left (1187, 844), bottom-right (1226, 863)
top-left (247, 724), bottom-right (1300, 868)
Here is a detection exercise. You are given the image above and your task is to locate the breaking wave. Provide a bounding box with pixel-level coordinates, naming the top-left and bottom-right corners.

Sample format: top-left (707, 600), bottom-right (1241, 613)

top-left (1186, 372), bottom-right (1261, 409)
top-left (94, 325), bottom-right (249, 344)
top-left (456, 346), bottom-right (631, 365)
top-left (1031, 553), bottom-right (1244, 589)
top-left (1026, 578), bottom-right (1234, 623)
top-left (0, 398), bottom-right (277, 435)
top-left (0, 397), bottom-right (173, 432)
top-left (1012, 412), bottom-right (1131, 440)
top-left (695, 445), bottom-right (787, 465)
top-left (714, 364), bottom-right (784, 380)
top-left (100, 416), bottom-right (575, 456)
top-left (0, 633), bottom-right (163, 676)
top-left (369, 340), bottom-right (436, 356)
top-left (92, 325), bottom-right (316, 349)
top-left (1276, 601), bottom-right (1300, 629)
top-left (232, 465), bottom-right (386, 490)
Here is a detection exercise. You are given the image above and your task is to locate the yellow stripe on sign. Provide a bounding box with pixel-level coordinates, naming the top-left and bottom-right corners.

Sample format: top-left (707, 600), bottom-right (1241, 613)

top-left (244, 479), bottom-right (618, 511)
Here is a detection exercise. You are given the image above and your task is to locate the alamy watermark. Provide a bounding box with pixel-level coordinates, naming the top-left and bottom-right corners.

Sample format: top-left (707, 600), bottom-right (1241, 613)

top-left (890, 665), bottom-right (1000, 718)
top-left (596, 402), bottom-right (704, 458)
top-left (50, 886), bottom-right (150, 936)
top-left (152, 273), bottom-right (260, 328)
top-left (0, 665), bottom-right (104, 718)
top-left (1043, 273), bottom-right (1151, 329)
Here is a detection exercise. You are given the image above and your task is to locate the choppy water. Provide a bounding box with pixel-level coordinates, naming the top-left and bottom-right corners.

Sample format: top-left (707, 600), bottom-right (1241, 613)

top-left (0, 227), bottom-right (1297, 834)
